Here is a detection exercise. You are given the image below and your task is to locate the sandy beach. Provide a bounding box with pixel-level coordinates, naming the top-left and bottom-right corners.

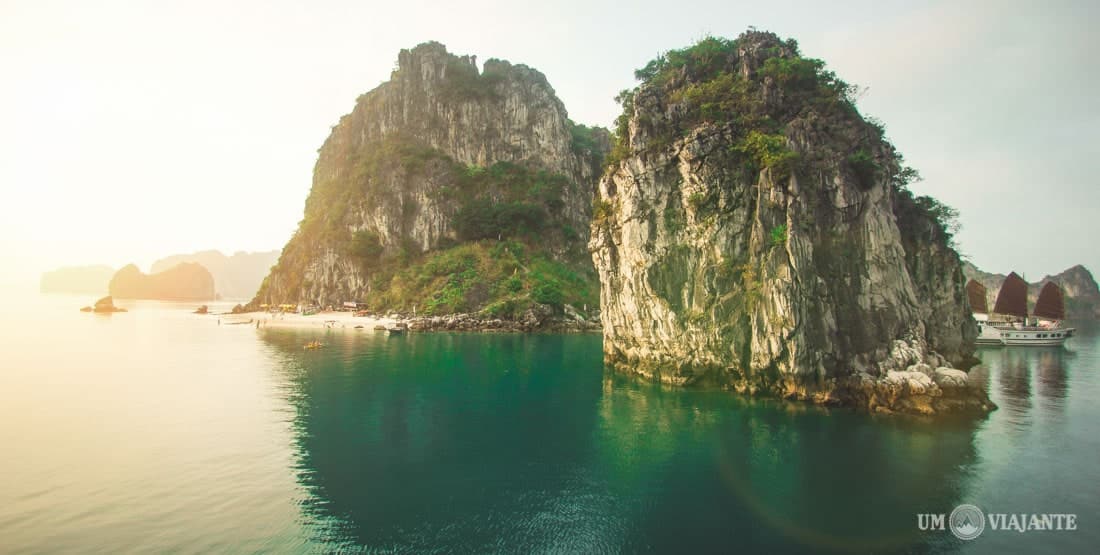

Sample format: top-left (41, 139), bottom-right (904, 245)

top-left (222, 311), bottom-right (398, 330)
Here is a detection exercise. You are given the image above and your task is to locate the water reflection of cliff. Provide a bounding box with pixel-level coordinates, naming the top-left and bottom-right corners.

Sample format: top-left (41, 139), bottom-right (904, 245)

top-left (263, 330), bottom-right (985, 553)
top-left (1035, 350), bottom-right (1069, 401)
top-left (262, 331), bottom-right (609, 552)
top-left (591, 373), bottom-right (982, 554)
top-left (974, 346), bottom-right (1070, 421)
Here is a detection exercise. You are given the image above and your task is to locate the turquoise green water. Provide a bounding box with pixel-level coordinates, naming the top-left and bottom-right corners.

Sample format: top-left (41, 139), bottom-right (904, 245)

top-left (1, 293), bottom-right (1097, 553)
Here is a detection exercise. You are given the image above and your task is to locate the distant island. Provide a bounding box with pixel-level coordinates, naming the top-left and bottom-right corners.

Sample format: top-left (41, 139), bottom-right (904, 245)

top-left (109, 263), bottom-right (215, 301)
top-left (964, 263), bottom-right (1100, 320)
top-left (42, 249), bottom-right (277, 300)
top-left (40, 265), bottom-right (114, 295)
top-left (151, 250), bottom-right (279, 300)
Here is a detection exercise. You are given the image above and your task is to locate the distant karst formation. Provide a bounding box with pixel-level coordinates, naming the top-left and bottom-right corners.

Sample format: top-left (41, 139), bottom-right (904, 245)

top-left (151, 250), bottom-right (279, 300)
top-left (40, 265), bottom-right (114, 295)
top-left (963, 262), bottom-right (1100, 320)
top-left (251, 41), bottom-right (608, 322)
top-left (108, 263), bottom-right (215, 301)
top-left (590, 30), bottom-right (990, 414)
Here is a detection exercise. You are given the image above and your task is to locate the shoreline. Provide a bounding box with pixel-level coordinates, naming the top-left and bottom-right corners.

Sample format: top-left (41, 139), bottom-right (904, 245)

top-left (222, 311), bottom-right (396, 330)
top-left (221, 310), bottom-right (991, 417)
top-left (222, 310), bottom-right (601, 333)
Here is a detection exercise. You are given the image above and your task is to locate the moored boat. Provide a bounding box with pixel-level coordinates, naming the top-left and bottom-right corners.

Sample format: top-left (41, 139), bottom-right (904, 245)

top-left (968, 280), bottom-right (1003, 345)
top-left (971, 273), bottom-right (1075, 347)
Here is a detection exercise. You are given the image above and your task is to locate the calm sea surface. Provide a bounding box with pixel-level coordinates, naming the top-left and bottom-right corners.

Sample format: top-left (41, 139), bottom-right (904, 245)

top-left (1, 292), bottom-right (1097, 553)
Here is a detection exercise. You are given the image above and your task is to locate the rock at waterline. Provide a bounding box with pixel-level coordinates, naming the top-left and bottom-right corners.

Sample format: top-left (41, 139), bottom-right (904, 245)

top-left (82, 295), bottom-right (126, 313)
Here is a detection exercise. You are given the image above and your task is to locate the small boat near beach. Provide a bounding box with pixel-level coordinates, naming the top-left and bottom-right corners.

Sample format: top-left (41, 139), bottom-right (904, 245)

top-left (970, 274), bottom-right (1075, 347)
top-left (386, 322), bottom-right (408, 334)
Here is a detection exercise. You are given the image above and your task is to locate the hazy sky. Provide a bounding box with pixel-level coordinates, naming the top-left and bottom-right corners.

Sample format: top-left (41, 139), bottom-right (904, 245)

top-left (2, 0), bottom-right (1097, 286)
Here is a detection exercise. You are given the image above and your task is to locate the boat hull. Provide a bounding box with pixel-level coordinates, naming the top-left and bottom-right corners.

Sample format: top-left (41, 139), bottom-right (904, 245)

top-left (1000, 329), bottom-right (1073, 346)
top-left (975, 321), bottom-right (1074, 347)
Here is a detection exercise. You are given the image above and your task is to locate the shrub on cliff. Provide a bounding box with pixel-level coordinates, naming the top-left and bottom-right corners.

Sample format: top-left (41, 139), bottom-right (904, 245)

top-left (611, 33), bottom-right (854, 157)
top-left (361, 240), bottom-right (595, 316)
top-left (351, 230), bottom-right (384, 263)
top-left (440, 57), bottom-right (503, 100)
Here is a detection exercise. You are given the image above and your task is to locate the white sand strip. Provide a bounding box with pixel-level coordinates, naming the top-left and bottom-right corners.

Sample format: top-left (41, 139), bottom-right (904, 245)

top-left (227, 311), bottom-right (398, 330)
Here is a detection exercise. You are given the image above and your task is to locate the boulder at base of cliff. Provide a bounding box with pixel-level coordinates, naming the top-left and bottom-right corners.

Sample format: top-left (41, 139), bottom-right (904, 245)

top-left (840, 366), bottom-right (995, 416)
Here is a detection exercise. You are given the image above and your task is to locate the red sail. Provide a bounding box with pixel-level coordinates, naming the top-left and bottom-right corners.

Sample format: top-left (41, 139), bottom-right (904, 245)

top-left (1033, 282), bottom-right (1066, 320)
top-left (993, 272), bottom-right (1029, 318)
top-left (966, 280), bottom-right (988, 314)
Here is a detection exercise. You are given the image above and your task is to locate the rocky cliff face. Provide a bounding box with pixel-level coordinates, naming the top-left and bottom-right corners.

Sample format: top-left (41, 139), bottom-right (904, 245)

top-left (590, 31), bottom-right (989, 415)
top-left (109, 263), bottom-right (215, 301)
top-left (963, 262), bottom-right (1100, 320)
top-left (255, 42), bottom-right (607, 312)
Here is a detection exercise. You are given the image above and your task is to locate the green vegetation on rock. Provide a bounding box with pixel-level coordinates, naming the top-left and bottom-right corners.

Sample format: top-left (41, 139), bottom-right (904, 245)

top-left (440, 57), bottom-right (504, 100)
top-left (351, 230), bottom-right (384, 263)
top-left (615, 35), bottom-right (852, 153)
top-left (568, 120), bottom-right (607, 168)
top-left (257, 132), bottom-right (599, 315)
top-left (360, 240), bottom-right (597, 317)
top-left (450, 161), bottom-right (569, 241)
top-left (734, 130), bottom-right (800, 178)
top-left (769, 224), bottom-right (788, 247)
top-left (610, 31), bottom-right (959, 250)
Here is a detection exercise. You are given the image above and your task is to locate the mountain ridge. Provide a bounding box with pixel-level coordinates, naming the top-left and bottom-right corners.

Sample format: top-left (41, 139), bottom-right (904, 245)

top-left (109, 262), bottom-right (215, 301)
top-left (151, 249), bottom-right (279, 300)
top-left (40, 265), bottom-right (114, 295)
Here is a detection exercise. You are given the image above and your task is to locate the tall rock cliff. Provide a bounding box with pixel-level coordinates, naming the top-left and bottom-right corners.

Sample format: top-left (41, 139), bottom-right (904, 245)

top-left (963, 262), bottom-right (1100, 320)
top-left (590, 31), bottom-right (990, 415)
top-left (255, 42), bottom-right (607, 317)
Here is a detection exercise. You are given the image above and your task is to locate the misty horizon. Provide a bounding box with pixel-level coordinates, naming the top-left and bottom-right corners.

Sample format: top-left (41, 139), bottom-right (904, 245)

top-left (3, 0), bottom-right (1097, 284)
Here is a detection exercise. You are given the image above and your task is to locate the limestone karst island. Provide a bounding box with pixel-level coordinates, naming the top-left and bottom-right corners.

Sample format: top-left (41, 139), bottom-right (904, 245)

top-left (9, 6), bottom-right (1100, 553)
top-left (247, 34), bottom-right (990, 415)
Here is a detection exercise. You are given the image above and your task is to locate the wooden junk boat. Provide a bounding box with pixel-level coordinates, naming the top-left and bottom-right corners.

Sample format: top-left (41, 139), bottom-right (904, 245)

top-left (970, 273), bottom-right (1075, 346)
